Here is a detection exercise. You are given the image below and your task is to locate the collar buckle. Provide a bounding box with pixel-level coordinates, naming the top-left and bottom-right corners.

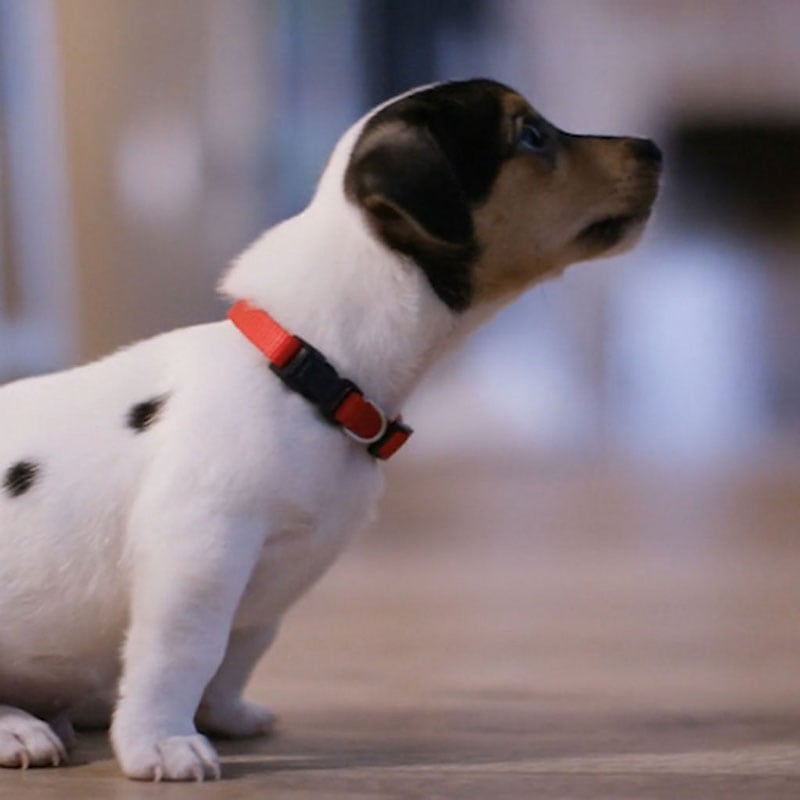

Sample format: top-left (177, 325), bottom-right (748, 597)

top-left (228, 300), bottom-right (413, 460)
top-left (270, 340), bottom-right (357, 422)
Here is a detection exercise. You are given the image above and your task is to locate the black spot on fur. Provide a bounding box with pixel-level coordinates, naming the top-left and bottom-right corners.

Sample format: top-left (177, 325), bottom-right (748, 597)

top-left (4, 461), bottom-right (39, 498)
top-left (127, 395), bottom-right (168, 433)
top-left (345, 79), bottom-right (513, 311)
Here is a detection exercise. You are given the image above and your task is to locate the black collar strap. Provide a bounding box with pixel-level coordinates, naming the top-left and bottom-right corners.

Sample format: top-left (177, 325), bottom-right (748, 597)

top-left (228, 300), bottom-right (413, 460)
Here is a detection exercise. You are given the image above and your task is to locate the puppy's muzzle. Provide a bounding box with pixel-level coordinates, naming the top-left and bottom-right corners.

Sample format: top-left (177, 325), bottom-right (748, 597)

top-left (576, 135), bottom-right (662, 252)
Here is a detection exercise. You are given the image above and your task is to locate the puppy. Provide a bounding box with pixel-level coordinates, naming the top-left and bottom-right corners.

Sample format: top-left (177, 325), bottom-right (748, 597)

top-left (0, 79), bottom-right (660, 780)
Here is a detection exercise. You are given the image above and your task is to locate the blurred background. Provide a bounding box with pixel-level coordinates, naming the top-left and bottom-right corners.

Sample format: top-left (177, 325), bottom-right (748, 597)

top-left (1, 0), bottom-right (799, 471)
top-left (2, 0), bottom-right (799, 473)
top-left (2, 5), bottom-right (800, 786)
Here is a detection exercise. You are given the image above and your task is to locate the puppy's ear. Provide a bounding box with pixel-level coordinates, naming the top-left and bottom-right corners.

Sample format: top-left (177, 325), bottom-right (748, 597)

top-left (345, 121), bottom-right (475, 258)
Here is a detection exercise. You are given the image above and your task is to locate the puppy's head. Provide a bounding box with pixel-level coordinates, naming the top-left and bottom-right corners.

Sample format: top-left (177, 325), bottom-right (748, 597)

top-left (344, 79), bottom-right (661, 311)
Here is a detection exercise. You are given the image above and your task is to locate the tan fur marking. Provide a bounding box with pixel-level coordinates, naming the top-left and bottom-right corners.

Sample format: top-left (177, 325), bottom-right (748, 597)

top-left (472, 131), bottom-right (660, 304)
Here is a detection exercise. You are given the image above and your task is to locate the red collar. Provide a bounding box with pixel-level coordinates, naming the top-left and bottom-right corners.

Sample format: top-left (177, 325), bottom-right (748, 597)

top-left (227, 300), bottom-right (412, 460)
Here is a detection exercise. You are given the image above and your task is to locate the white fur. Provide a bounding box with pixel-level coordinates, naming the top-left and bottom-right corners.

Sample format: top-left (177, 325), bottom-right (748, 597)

top-left (0, 93), bottom-right (497, 781)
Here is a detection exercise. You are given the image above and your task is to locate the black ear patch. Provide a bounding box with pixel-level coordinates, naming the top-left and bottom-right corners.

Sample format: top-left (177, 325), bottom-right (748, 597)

top-left (4, 461), bottom-right (39, 498)
top-left (127, 395), bottom-right (168, 433)
top-left (346, 123), bottom-right (477, 310)
top-left (345, 80), bottom-right (512, 312)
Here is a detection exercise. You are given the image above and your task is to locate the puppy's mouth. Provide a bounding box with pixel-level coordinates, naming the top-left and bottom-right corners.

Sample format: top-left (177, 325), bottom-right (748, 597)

top-left (578, 211), bottom-right (651, 252)
top-left (579, 214), bottom-right (638, 247)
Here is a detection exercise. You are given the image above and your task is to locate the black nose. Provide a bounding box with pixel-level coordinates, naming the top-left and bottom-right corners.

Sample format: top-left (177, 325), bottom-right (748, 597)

top-left (629, 138), bottom-right (662, 167)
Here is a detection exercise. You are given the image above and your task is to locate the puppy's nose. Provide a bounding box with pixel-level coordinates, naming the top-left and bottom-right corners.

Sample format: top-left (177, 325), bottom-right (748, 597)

top-left (629, 138), bottom-right (663, 167)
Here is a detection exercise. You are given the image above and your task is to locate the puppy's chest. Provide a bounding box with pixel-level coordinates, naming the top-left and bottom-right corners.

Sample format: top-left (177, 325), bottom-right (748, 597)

top-left (234, 485), bottom-right (378, 627)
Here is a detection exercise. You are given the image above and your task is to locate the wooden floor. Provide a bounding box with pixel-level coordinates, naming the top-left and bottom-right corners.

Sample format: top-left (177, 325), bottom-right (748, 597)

top-left (5, 457), bottom-right (800, 798)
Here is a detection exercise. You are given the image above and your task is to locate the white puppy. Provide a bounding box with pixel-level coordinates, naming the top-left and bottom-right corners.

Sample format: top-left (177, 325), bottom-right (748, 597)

top-left (0, 79), bottom-right (660, 780)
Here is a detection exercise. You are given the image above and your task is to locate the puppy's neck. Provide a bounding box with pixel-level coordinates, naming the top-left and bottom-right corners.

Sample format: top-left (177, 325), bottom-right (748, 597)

top-left (219, 199), bottom-right (465, 415)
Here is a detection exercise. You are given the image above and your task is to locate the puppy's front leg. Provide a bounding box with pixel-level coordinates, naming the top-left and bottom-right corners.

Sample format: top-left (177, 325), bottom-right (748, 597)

top-left (196, 623), bottom-right (279, 738)
top-left (112, 508), bottom-right (265, 782)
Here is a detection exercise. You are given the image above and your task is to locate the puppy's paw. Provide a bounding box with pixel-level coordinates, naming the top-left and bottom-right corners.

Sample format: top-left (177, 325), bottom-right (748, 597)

top-left (0, 707), bottom-right (68, 769)
top-left (118, 734), bottom-right (221, 782)
top-left (197, 699), bottom-right (277, 739)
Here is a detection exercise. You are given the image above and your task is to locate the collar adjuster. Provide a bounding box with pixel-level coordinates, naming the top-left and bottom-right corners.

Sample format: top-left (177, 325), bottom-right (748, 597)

top-left (341, 397), bottom-right (387, 446)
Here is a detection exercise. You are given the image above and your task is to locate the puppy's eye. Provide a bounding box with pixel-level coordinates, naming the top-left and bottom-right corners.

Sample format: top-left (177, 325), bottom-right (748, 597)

top-left (517, 121), bottom-right (547, 153)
